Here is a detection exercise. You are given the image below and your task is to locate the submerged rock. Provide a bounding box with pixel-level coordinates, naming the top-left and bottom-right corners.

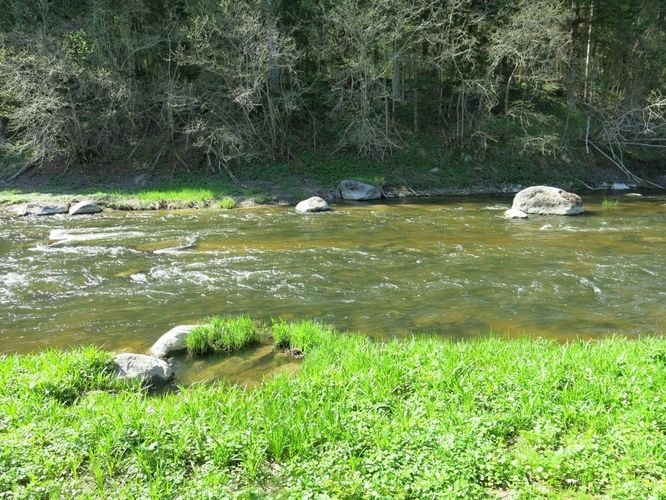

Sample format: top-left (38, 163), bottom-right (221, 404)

top-left (337, 180), bottom-right (382, 201)
top-left (512, 186), bottom-right (584, 215)
top-left (295, 196), bottom-right (331, 214)
top-left (113, 353), bottom-right (174, 387)
top-left (504, 208), bottom-right (528, 219)
top-left (69, 200), bottom-right (102, 215)
top-left (611, 182), bottom-right (630, 191)
top-left (15, 202), bottom-right (69, 216)
top-left (150, 325), bottom-right (196, 359)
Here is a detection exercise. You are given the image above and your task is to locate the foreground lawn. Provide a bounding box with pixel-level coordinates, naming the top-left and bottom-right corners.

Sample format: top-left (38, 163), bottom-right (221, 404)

top-left (1, 324), bottom-right (665, 497)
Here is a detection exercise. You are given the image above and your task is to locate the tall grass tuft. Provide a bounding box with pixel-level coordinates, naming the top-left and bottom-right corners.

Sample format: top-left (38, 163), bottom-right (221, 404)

top-left (186, 315), bottom-right (259, 355)
top-left (271, 318), bottom-right (334, 352)
top-left (602, 198), bottom-right (621, 208)
top-left (218, 197), bottom-right (237, 209)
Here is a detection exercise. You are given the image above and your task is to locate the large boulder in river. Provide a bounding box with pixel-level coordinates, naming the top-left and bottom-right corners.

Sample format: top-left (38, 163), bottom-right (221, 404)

top-left (113, 353), bottom-right (174, 387)
top-left (512, 186), bottom-right (584, 215)
top-left (295, 196), bottom-right (331, 214)
top-left (15, 202), bottom-right (69, 216)
top-left (337, 180), bottom-right (382, 201)
top-left (150, 325), bottom-right (196, 359)
top-left (69, 200), bottom-right (102, 215)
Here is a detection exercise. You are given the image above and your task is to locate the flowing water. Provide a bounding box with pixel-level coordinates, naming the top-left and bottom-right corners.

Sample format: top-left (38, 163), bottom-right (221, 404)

top-left (1, 194), bottom-right (665, 383)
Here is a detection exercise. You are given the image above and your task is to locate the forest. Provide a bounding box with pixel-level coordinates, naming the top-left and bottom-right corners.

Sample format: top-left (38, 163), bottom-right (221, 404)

top-left (0, 0), bottom-right (664, 184)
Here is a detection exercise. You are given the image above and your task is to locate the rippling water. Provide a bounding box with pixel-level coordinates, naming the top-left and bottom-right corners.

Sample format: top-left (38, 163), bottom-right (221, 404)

top-left (1, 195), bottom-right (665, 364)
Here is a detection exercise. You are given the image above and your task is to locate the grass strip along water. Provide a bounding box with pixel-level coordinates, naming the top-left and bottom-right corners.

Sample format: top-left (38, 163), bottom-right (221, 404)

top-left (1, 320), bottom-right (665, 497)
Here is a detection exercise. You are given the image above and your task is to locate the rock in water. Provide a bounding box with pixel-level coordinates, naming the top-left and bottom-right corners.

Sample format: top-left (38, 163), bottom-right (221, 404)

top-left (512, 186), bottom-right (584, 215)
top-left (337, 180), bottom-right (382, 201)
top-left (150, 325), bottom-right (196, 358)
top-left (14, 203), bottom-right (69, 216)
top-left (611, 182), bottom-right (630, 190)
top-left (295, 196), bottom-right (331, 214)
top-left (69, 200), bottom-right (102, 215)
top-left (113, 353), bottom-right (174, 387)
top-left (504, 208), bottom-right (528, 219)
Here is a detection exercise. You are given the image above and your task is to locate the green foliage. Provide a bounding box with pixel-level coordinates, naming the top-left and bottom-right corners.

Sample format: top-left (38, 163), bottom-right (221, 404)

top-left (218, 197), bottom-right (237, 209)
top-left (1, 326), bottom-right (666, 496)
top-left (185, 315), bottom-right (259, 355)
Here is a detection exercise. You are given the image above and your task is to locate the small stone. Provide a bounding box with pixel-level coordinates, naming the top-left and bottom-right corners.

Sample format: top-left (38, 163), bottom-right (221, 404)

top-left (611, 182), bottom-right (630, 190)
top-left (150, 325), bottom-right (197, 358)
top-left (113, 353), bottom-right (174, 387)
top-left (430, 167), bottom-right (440, 173)
top-left (69, 200), bottom-right (102, 215)
top-left (504, 208), bottom-right (528, 219)
top-left (624, 193), bottom-right (642, 197)
top-left (295, 196), bottom-right (331, 214)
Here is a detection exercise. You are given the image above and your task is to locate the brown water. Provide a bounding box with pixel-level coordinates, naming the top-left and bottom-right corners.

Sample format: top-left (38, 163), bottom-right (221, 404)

top-left (1, 194), bottom-right (665, 383)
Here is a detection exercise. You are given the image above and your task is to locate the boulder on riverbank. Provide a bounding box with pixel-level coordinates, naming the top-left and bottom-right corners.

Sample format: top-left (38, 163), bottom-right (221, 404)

top-left (150, 325), bottom-right (196, 358)
top-left (295, 196), bottom-right (331, 214)
top-left (337, 180), bottom-right (382, 201)
top-left (69, 200), bottom-right (102, 215)
top-left (511, 186), bottom-right (584, 215)
top-left (113, 353), bottom-right (174, 387)
top-left (15, 202), bottom-right (69, 216)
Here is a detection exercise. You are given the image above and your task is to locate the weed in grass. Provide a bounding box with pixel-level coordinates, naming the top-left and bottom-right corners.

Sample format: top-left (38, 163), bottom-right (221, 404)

top-left (185, 315), bottom-right (259, 355)
top-left (218, 197), bottom-right (237, 209)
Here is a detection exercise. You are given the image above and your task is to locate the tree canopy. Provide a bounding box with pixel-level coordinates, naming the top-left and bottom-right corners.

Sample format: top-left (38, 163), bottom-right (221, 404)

top-left (0, 0), bottom-right (664, 178)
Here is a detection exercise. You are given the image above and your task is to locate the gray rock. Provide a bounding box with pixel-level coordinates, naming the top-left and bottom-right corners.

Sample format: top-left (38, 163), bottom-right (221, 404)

top-left (430, 167), bottom-right (440, 173)
top-left (149, 325), bottom-right (196, 359)
top-left (337, 180), bottom-right (382, 201)
top-left (14, 202), bottom-right (69, 216)
top-left (512, 186), bottom-right (584, 216)
top-left (69, 200), bottom-right (102, 215)
top-left (113, 353), bottom-right (174, 387)
top-left (504, 208), bottom-right (528, 219)
top-left (611, 182), bottom-right (630, 190)
top-left (625, 193), bottom-right (643, 197)
top-left (295, 196), bottom-right (331, 214)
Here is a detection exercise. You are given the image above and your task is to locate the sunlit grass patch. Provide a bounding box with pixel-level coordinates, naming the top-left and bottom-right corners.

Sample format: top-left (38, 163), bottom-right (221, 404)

top-left (1, 326), bottom-right (666, 497)
top-left (185, 315), bottom-right (259, 355)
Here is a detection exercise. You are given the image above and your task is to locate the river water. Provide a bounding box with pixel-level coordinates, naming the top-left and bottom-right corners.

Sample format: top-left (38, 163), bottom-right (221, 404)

top-left (1, 194), bottom-right (664, 382)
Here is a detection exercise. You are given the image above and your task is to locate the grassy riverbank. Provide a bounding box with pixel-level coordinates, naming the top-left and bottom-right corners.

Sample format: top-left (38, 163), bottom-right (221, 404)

top-left (2, 323), bottom-right (665, 497)
top-left (3, 140), bottom-right (647, 211)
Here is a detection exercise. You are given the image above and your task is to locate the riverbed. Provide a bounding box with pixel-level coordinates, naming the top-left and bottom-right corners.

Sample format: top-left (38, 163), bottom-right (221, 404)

top-left (1, 194), bottom-right (665, 382)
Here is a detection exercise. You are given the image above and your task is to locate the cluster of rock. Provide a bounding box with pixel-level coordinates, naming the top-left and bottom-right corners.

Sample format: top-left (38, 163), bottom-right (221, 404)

top-left (113, 325), bottom-right (196, 388)
top-left (15, 200), bottom-right (102, 217)
top-left (295, 179), bottom-right (383, 214)
top-left (504, 186), bottom-right (584, 219)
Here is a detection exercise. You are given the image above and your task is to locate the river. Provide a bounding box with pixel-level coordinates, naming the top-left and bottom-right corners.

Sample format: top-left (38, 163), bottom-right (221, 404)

top-left (1, 194), bottom-right (664, 383)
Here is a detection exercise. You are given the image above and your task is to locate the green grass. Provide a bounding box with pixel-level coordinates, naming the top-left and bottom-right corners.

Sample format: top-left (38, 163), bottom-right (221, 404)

top-left (1, 322), bottom-right (666, 497)
top-left (602, 198), bottom-right (621, 208)
top-left (185, 315), bottom-right (260, 355)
